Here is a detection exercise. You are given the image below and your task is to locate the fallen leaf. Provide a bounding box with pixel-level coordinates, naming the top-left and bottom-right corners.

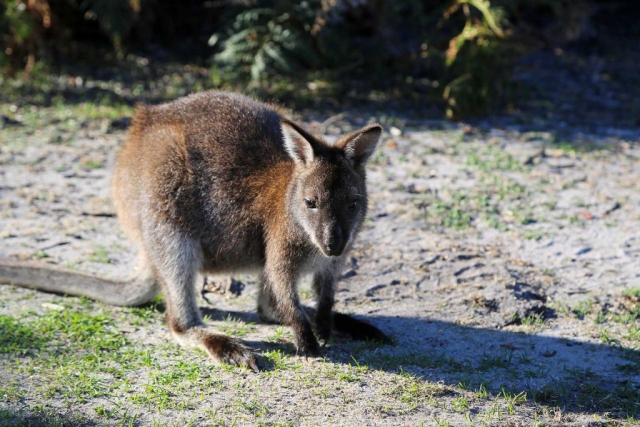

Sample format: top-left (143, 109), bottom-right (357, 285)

top-left (385, 140), bottom-right (398, 149)
top-left (577, 211), bottom-right (594, 220)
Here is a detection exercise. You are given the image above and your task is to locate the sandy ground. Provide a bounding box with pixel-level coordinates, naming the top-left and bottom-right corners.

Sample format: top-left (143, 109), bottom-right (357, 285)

top-left (1, 103), bottom-right (639, 426)
top-left (2, 35), bottom-right (640, 426)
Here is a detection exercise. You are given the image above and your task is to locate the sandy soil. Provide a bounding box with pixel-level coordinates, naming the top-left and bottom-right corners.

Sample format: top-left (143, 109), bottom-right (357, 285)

top-left (2, 36), bottom-right (640, 426)
top-left (1, 103), bottom-right (639, 426)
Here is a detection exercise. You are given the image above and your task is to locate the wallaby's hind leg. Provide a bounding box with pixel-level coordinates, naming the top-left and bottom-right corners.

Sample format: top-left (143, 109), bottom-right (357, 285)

top-left (145, 226), bottom-right (256, 370)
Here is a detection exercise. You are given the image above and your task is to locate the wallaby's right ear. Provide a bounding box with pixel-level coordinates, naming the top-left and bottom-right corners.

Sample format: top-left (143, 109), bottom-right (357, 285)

top-left (336, 123), bottom-right (383, 166)
top-left (281, 119), bottom-right (317, 165)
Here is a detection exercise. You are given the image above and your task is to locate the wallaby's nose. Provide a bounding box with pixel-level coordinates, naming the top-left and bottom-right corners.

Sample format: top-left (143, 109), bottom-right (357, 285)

top-left (324, 223), bottom-right (345, 256)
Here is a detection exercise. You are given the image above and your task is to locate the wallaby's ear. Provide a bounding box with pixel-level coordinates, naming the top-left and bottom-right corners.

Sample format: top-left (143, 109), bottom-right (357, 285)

top-left (337, 123), bottom-right (383, 166)
top-left (281, 119), bottom-right (317, 165)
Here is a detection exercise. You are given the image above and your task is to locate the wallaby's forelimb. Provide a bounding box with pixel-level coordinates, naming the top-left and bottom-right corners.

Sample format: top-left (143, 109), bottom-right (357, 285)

top-left (261, 248), bottom-right (320, 357)
top-left (312, 270), bottom-right (336, 345)
top-left (0, 259), bottom-right (159, 306)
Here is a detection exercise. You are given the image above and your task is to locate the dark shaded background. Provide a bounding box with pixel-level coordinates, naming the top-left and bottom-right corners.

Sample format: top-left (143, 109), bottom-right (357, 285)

top-left (1, 0), bottom-right (639, 120)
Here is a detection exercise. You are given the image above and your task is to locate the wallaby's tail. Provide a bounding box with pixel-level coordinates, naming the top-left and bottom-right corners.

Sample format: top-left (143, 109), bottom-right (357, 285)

top-left (301, 306), bottom-right (392, 344)
top-left (0, 260), bottom-right (159, 307)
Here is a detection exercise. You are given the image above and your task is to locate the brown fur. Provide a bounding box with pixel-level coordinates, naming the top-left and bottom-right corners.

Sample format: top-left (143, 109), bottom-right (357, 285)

top-left (0, 91), bottom-right (388, 369)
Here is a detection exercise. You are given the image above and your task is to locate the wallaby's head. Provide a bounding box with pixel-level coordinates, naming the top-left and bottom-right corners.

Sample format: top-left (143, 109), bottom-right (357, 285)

top-left (281, 119), bottom-right (382, 257)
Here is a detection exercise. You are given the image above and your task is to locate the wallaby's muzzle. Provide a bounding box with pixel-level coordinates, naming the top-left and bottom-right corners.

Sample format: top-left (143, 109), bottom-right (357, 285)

top-left (322, 222), bottom-right (347, 257)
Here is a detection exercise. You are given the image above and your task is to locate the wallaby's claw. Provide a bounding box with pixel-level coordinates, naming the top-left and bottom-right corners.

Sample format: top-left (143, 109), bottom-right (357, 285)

top-left (296, 347), bottom-right (322, 359)
top-left (295, 337), bottom-right (322, 359)
top-left (247, 358), bottom-right (259, 373)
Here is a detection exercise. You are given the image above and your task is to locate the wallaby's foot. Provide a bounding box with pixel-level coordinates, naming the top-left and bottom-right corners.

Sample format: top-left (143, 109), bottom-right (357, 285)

top-left (332, 312), bottom-right (392, 344)
top-left (202, 333), bottom-right (258, 371)
top-left (315, 309), bottom-right (333, 346)
top-left (171, 325), bottom-right (258, 371)
top-left (294, 324), bottom-right (322, 358)
top-left (257, 308), bottom-right (321, 357)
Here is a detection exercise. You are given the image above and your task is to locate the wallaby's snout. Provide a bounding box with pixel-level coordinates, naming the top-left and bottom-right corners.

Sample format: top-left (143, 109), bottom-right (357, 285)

top-left (322, 221), bottom-right (347, 257)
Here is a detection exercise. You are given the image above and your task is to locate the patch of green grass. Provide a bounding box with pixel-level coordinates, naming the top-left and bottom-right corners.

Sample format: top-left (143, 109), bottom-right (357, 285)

top-left (31, 250), bottom-right (49, 260)
top-left (501, 389), bottom-right (527, 415)
top-left (233, 398), bottom-right (269, 417)
top-left (218, 314), bottom-right (255, 337)
top-left (89, 245), bottom-right (110, 264)
top-left (431, 417), bottom-right (452, 427)
top-left (569, 214), bottom-right (584, 226)
top-left (360, 349), bottom-right (466, 373)
top-left (520, 313), bottom-right (545, 327)
top-left (262, 349), bottom-right (292, 371)
top-left (0, 305), bottom-right (161, 407)
top-left (387, 373), bottom-right (452, 408)
top-left (624, 288), bottom-right (640, 299)
top-left (521, 229), bottom-right (543, 240)
top-left (420, 192), bottom-right (473, 230)
top-left (477, 351), bottom-right (514, 371)
top-left (415, 166), bottom-right (533, 232)
top-left (0, 381), bottom-right (25, 402)
top-left (368, 149), bottom-right (390, 166)
top-left (0, 315), bottom-right (49, 355)
top-left (80, 160), bottom-right (104, 169)
top-left (547, 135), bottom-right (616, 154)
top-left (465, 146), bottom-right (528, 173)
top-left (624, 326), bottom-right (640, 341)
top-left (0, 407), bottom-right (93, 427)
top-left (434, 199), bottom-right (473, 229)
top-left (572, 299), bottom-right (594, 320)
top-left (451, 394), bottom-right (470, 412)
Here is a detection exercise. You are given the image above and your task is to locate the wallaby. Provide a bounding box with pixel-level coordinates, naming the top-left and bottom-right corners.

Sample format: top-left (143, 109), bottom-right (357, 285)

top-left (0, 91), bottom-right (389, 370)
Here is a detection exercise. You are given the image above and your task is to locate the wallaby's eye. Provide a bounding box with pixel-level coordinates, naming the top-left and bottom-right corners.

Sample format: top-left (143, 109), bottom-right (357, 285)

top-left (304, 198), bottom-right (317, 209)
top-left (348, 197), bottom-right (359, 210)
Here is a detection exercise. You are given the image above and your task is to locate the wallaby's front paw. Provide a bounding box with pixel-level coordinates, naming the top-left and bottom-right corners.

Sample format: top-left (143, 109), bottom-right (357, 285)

top-left (202, 333), bottom-right (258, 372)
top-left (295, 327), bottom-right (321, 358)
top-left (315, 314), bottom-right (333, 346)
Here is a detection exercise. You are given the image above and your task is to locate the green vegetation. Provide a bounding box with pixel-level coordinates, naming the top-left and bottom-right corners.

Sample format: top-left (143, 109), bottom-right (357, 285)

top-left (572, 298), bottom-right (594, 320)
top-left (465, 145), bottom-right (527, 173)
top-left (1, 0), bottom-right (601, 118)
top-left (0, 291), bottom-right (638, 424)
top-left (89, 245), bottom-right (110, 264)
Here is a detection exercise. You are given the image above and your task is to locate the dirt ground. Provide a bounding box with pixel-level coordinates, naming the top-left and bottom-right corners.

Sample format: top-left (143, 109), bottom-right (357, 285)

top-left (1, 47), bottom-right (640, 426)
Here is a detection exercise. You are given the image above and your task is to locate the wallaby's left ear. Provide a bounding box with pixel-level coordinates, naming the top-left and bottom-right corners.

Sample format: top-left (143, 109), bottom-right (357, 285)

top-left (336, 123), bottom-right (383, 166)
top-left (281, 118), bottom-right (321, 166)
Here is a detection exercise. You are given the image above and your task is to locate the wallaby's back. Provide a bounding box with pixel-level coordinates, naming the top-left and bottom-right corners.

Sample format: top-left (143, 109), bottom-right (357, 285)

top-left (113, 92), bottom-right (293, 260)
